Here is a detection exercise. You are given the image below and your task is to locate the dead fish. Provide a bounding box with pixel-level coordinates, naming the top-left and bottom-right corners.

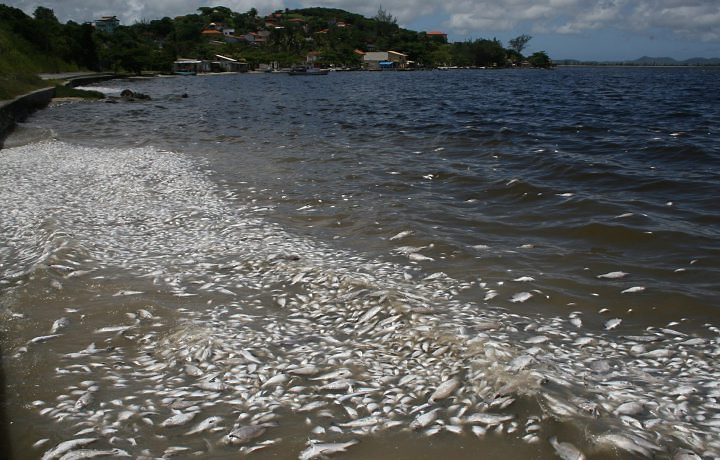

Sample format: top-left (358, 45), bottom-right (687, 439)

top-left (184, 416), bottom-right (223, 435)
top-left (288, 365), bottom-right (320, 376)
top-left (509, 355), bottom-right (535, 371)
top-left (311, 369), bottom-right (352, 381)
top-left (389, 230), bottom-right (414, 241)
top-left (597, 271), bottom-right (628, 279)
top-left (614, 402), bottom-right (644, 416)
top-left (42, 438), bottom-right (98, 460)
top-left (298, 439), bottom-right (359, 460)
top-left (240, 349), bottom-right (262, 364)
top-left (319, 379), bottom-right (354, 392)
top-left (28, 334), bottom-right (63, 345)
top-left (513, 276), bottom-right (535, 282)
top-left (184, 364), bottom-right (203, 377)
top-left (338, 416), bottom-right (381, 428)
top-left (50, 317), bottom-right (70, 333)
top-left (93, 326), bottom-right (133, 334)
top-left (74, 392), bottom-right (94, 411)
top-left (594, 433), bottom-right (652, 457)
top-left (510, 292), bottom-right (533, 303)
top-left (621, 286), bottom-right (645, 294)
top-left (464, 413), bottom-right (515, 426)
top-left (408, 253), bottom-right (434, 262)
top-left (261, 373), bottom-right (288, 388)
top-left (160, 411), bottom-right (197, 427)
top-left (112, 290), bottom-right (143, 296)
top-left (604, 318), bottom-right (622, 330)
top-left (58, 448), bottom-right (130, 460)
top-left (410, 408), bottom-right (440, 430)
top-left (429, 378), bottom-right (460, 403)
top-left (222, 425), bottom-right (267, 445)
top-left (673, 448), bottom-right (702, 460)
top-left (196, 380), bottom-right (226, 391)
top-left (549, 436), bottom-right (586, 460)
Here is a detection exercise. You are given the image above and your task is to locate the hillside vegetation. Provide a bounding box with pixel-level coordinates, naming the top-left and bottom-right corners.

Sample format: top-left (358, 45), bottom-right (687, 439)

top-left (0, 4), bottom-right (549, 98)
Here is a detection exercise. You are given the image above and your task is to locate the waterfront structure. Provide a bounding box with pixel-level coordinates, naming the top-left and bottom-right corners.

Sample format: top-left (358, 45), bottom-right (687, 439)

top-left (362, 51), bottom-right (408, 70)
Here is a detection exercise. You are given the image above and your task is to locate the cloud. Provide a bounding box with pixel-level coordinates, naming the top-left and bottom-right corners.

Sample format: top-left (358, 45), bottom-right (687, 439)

top-left (6, 0), bottom-right (284, 24)
top-left (438, 0), bottom-right (719, 42)
top-left (4, 0), bottom-right (719, 42)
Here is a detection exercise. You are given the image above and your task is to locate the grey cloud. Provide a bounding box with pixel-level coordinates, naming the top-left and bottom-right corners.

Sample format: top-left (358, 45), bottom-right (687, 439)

top-left (4, 0), bottom-right (719, 42)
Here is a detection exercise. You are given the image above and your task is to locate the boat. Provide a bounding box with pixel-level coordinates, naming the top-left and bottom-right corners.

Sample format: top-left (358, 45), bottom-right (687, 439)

top-left (288, 66), bottom-right (329, 76)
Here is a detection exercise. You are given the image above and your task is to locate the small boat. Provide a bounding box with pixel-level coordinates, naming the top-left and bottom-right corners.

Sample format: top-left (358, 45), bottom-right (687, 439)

top-left (288, 66), bottom-right (329, 76)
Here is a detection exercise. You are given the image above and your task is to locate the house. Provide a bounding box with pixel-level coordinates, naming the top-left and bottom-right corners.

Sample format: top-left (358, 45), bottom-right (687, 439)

top-left (209, 55), bottom-right (248, 73)
top-left (94, 16), bottom-right (119, 33)
top-left (173, 59), bottom-right (202, 75)
top-left (426, 31), bottom-right (448, 42)
top-left (172, 55), bottom-right (248, 74)
top-left (242, 30), bottom-right (270, 45)
top-left (362, 51), bottom-right (408, 70)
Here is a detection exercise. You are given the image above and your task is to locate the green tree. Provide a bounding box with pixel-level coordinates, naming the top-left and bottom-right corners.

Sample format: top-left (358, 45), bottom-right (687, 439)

top-left (528, 51), bottom-right (552, 68)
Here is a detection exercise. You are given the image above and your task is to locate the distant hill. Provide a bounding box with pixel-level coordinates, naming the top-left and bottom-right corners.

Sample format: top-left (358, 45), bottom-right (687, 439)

top-left (628, 56), bottom-right (720, 65)
top-left (555, 56), bottom-right (720, 66)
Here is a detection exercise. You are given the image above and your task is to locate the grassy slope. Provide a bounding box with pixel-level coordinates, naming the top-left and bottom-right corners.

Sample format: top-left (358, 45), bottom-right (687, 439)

top-left (0, 26), bottom-right (79, 100)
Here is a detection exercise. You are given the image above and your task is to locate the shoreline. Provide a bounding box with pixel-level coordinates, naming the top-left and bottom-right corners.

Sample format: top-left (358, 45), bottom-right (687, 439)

top-left (0, 73), bottom-right (119, 149)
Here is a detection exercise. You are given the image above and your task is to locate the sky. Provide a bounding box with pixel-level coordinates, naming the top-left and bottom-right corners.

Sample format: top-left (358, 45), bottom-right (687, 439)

top-left (4, 0), bottom-right (720, 61)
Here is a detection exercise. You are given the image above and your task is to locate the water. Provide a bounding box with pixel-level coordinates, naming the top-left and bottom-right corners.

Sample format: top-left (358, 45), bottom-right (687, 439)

top-left (1, 67), bottom-right (719, 459)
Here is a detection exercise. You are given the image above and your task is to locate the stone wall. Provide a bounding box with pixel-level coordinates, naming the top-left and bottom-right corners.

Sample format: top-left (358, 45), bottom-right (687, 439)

top-left (0, 87), bottom-right (55, 149)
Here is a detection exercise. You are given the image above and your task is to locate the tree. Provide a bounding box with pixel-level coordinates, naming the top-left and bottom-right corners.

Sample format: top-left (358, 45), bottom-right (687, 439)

top-left (509, 34), bottom-right (531, 55)
top-left (528, 51), bottom-right (552, 68)
top-left (374, 6), bottom-right (396, 25)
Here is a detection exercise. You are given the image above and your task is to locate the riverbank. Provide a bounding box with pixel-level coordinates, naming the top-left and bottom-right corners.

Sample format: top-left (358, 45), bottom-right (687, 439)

top-left (0, 73), bottom-right (119, 149)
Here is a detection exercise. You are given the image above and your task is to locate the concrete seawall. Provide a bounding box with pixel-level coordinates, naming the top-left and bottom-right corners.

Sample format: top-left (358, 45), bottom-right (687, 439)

top-left (0, 73), bottom-right (119, 149)
top-left (0, 87), bottom-right (55, 149)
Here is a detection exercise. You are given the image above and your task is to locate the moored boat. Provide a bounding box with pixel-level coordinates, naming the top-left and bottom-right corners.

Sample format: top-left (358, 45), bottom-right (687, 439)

top-left (288, 66), bottom-right (329, 76)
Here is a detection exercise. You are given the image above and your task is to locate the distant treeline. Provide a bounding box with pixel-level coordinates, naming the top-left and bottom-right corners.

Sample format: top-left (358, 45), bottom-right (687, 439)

top-left (555, 57), bottom-right (720, 66)
top-left (0, 4), bottom-right (552, 78)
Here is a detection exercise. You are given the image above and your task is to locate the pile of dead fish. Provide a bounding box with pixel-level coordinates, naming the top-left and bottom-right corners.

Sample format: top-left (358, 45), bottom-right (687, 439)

top-left (1, 141), bottom-right (719, 459)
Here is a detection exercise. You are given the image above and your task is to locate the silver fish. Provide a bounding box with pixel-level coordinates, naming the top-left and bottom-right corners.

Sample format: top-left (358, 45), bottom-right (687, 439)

top-left (288, 365), bottom-right (320, 376)
top-left (410, 408), bottom-right (440, 430)
top-left (311, 368), bottom-right (352, 381)
top-left (298, 440), bottom-right (359, 460)
top-left (597, 271), bottom-right (628, 279)
top-left (184, 415), bottom-right (223, 435)
top-left (338, 416), bottom-right (381, 428)
top-left (160, 411), bottom-right (197, 427)
top-left (28, 334), bottom-right (63, 345)
top-left (222, 425), bottom-right (267, 445)
top-left (58, 448), bottom-right (130, 460)
top-left (74, 392), bottom-right (94, 411)
top-left (464, 413), bottom-right (515, 426)
top-left (549, 436), bottom-right (586, 460)
top-left (42, 438), bottom-right (98, 460)
top-left (429, 378), bottom-right (460, 402)
top-left (50, 317), bottom-right (70, 333)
